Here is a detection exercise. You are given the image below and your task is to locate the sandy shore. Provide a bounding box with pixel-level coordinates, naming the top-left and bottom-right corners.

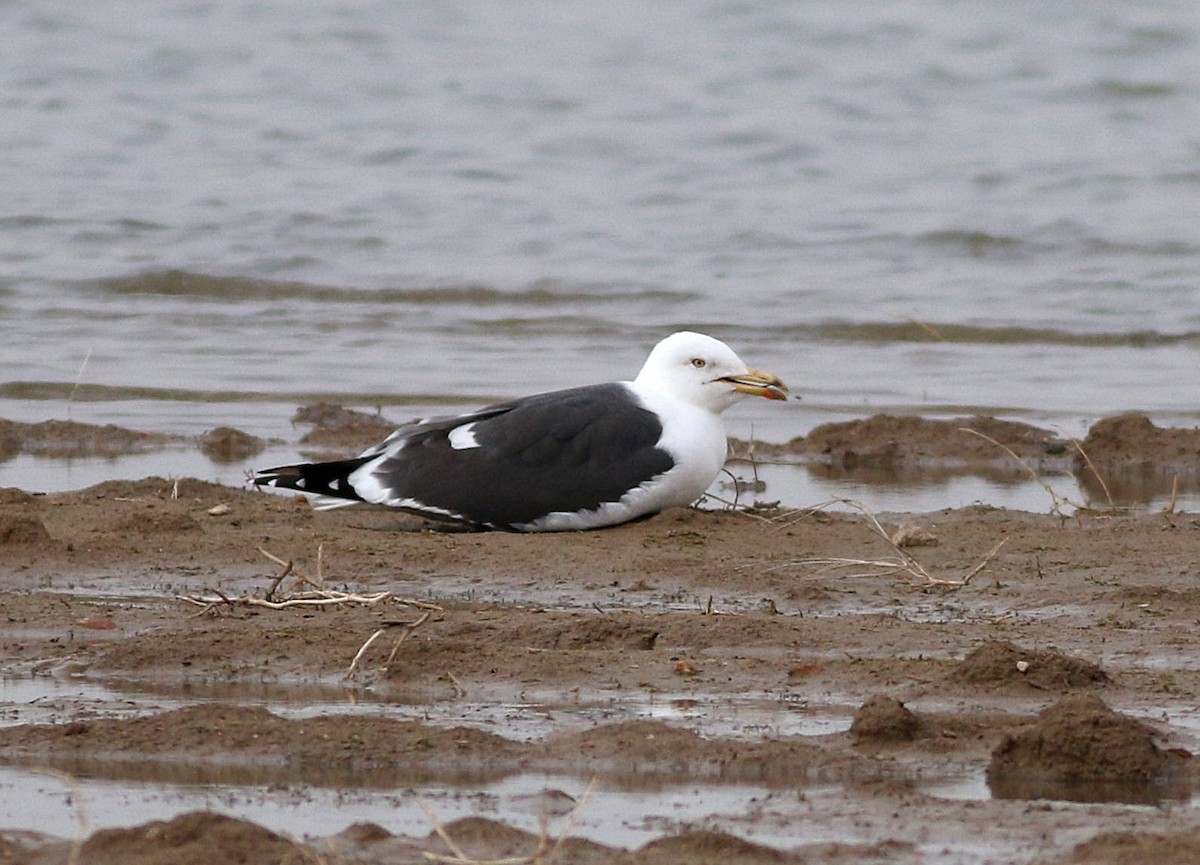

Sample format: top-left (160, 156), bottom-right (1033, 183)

top-left (2, 412), bottom-right (1200, 864)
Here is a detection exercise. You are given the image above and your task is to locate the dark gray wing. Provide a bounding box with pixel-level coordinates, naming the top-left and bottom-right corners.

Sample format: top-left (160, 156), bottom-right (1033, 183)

top-left (370, 383), bottom-right (675, 528)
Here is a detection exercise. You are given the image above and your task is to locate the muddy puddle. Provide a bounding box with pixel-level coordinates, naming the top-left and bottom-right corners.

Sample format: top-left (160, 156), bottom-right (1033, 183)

top-left (1, 675), bottom-right (857, 742)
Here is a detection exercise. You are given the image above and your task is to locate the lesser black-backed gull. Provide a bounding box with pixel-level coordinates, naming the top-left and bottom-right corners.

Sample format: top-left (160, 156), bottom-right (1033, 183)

top-left (253, 331), bottom-right (788, 531)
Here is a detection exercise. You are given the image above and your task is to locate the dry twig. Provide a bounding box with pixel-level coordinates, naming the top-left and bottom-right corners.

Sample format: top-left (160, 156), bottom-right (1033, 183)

top-left (180, 586), bottom-right (400, 613)
top-left (257, 546), bottom-right (326, 592)
top-left (345, 627), bottom-right (389, 679)
top-left (181, 547), bottom-right (440, 614)
top-left (178, 546), bottom-right (443, 674)
top-left (382, 609), bottom-right (435, 671)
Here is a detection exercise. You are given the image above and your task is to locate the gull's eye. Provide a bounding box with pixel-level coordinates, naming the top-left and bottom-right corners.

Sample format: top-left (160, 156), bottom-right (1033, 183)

top-left (690, 357), bottom-right (707, 369)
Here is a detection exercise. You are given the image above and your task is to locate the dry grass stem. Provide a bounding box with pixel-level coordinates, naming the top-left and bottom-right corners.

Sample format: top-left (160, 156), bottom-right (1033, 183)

top-left (33, 767), bottom-right (89, 865)
top-left (418, 778), bottom-right (597, 865)
top-left (768, 498), bottom-right (855, 533)
top-left (718, 467), bottom-right (742, 512)
top-left (1165, 475), bottom-right (1179, 514)
top-left (700, 462), bottom-right (780, 524)
top-left (1066, 436), bottom-right (1115, 510)
top-left (181, 587), bottom-right (397, 612)
top-left (423, 850), bottom-right (541, 865)
top-left (957, 427), bottom-right (1084, 518)
top-left (698, 595), bottom-right (737, 616)
top-left (779, 557), bottom-right (909, 581)
top-left (418, 799), bottom-right (472, 862)
top-left (67, 348), bottom-right (93, 421)
top-left (544, 778), bottom-right (597, 863)
top-left (715, 496), bottom-right (779, 523)
top-left (782, 498), bottom-right (1006, 589)
top-left (900, 314), bottom-right (945, 340)
top-left (418, 799), bottom-right (545, 865)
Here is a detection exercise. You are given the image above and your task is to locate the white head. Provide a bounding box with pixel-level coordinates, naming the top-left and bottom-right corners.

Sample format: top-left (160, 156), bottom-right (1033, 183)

top-left (633, 331), bottom-right (788, 414)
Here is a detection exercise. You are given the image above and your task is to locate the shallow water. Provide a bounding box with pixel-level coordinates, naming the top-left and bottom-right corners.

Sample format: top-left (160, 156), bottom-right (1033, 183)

top-left (0, 673), bottom-right (867, 853)
top-left (4, 631), bottom-right (1200, 859)
top-left (5, 447), bottom-right (1199, 515)
top-left (0, 754), bottom-right (1191, 860)
top-left (0, 765), bottom-right (785, 849)
top-left (0, 674), bottom-right (853, 742)
top-left (1, 1), bottom-right (1198, 512)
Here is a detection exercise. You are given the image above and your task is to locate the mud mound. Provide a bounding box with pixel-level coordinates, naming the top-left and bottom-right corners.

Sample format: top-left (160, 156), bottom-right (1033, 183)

top-left (422, 817), bottom-right (612, 863)
top-left (199, 426), bottom-right (264, 462)
top-left (0, 831), bottom-right (51, 865)
top-left (66, 476), bottom-right (248, 505)
top-left (430, 817), bottom-right (548, 858)
top-left (1075, 414), bottom-right (1200, 503)
top-left (1065, 829), bottom-right (1200, 865)
top-left (952, 641), bottom-right (1109, 691)
top-left (547, 719), bottom-right (842, 784)
top-left (77, 811), bottom-right (297, 865)
top-left (499, 616), bottom-right (659, 651)
top-left (1079, 414), bottom-right (1200, 469)
top-left (764, 414), bottom-right (1065, 468)
top-left (850, 696), bottom-right (922, 744)
top-left (69, 814), bottom-right (808, 865)
top-left (293, 402), bottom-right (396, 450)
top-left (988, 694), bottom-right (1187, 803)
top-left (0, 704), bottom-right (851, 789)
top-left (118, 511), bottom-right (203, 535)
top-left (338, 821), bottom-right (394, 844)
top-left (0, 487), bottom-right (34, 505)
top-left (0, 425), bottom-right (19, 461)
top-left (0, 704), bottom-right (524, 785)
top-left (1104, 585), bottom-right (1200, 609)
top-left (0, 418), bottom-right (173, 458)
top-left (635, 828), bottom-right (796, 864)
top-left (0, 514), bottom-right (52, 546)
top-left (551, 719), bottom-right (710, 766)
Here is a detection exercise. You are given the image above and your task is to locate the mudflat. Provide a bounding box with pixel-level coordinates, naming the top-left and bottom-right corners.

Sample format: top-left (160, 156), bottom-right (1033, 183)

top-left (2, 413), bottom-right (1200, 864)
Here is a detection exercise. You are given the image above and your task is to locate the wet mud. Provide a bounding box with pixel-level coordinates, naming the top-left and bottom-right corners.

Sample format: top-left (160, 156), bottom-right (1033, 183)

top-left (0, 419), bottom-right (178, 461)
top-left (733, 412), bottom-right (1200, 507)
top-left (1, 410), bottom-right (1200, 863)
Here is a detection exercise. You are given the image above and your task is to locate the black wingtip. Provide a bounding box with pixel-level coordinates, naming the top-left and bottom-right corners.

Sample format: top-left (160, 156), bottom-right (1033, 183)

top-left (252, 464), bottom-right (303, 489)
top-left (251, 456), bottom-right (373, 502)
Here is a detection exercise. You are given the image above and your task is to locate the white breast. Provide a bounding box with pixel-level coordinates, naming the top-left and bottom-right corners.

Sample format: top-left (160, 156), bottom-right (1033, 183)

top-left (632, 383), bottom-right (729, 508)
top-left (517, 382), bottom-right (728, 531)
